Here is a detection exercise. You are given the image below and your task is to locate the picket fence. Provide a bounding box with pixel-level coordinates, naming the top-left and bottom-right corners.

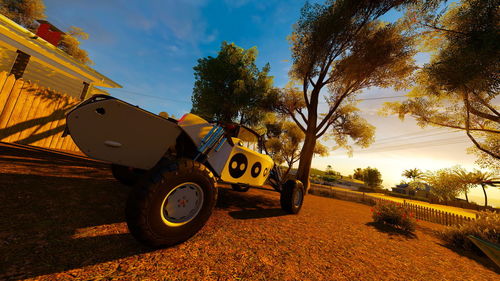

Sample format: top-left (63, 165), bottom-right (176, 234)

top-left (310, 184), bottom-right (476, 226)
top-left (0, 71), bottom-right (80, 152)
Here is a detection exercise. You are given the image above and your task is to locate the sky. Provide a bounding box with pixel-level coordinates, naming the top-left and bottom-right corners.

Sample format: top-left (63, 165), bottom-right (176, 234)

top-left (43, 0), bottom-right (499, 206)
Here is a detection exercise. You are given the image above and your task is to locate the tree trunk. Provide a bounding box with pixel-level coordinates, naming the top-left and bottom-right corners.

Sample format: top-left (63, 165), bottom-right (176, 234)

top-left (296, 130), bottom-right (317, 192)
top-left (481, 184), bottom-right (488, 207)
top-left (464, 191), bottom-right (469, 203)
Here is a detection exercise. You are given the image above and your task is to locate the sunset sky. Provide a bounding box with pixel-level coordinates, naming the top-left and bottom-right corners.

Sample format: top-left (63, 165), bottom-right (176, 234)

top-left (43, 0), bottom-right (498, 206)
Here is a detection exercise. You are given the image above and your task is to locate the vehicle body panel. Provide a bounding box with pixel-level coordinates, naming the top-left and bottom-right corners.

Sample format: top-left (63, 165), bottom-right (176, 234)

top-left (66, 97), bottom-right (180, 169)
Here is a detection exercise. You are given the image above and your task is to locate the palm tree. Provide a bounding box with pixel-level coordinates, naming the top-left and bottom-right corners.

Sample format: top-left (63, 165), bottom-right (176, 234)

top-left (402, 168), bottom-right (425, 192)
top-left (402, 168), bottom-right (423, 182)
top-left (453, 168), bottom-right (475, 203)
top-left (470, 170), bottom-right (499, 207)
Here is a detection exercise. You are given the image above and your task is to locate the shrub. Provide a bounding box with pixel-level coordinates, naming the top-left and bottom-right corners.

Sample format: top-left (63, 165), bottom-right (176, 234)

top-left (439, 211), bottom-right (500, 254)
top-left (321, 175), bottom-right (338, 182)
top-left (371, 202), bottom-right (416, 232)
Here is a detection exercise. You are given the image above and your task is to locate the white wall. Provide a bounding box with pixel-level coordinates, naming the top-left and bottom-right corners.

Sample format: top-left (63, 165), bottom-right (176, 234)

top-left (23, 56), bottom-right (85, 99)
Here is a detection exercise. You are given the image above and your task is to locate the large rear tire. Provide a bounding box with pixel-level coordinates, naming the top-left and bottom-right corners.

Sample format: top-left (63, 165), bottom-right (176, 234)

top-left (125, 159), bottom-right (217, 247)
top-left (280, 180), bottom-right (304, 214)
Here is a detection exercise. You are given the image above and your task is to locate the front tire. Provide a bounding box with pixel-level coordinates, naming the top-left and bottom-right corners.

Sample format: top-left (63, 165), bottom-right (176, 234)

top-left (280, 180), bottom-right (304, 214)
top-left (125, 159), bottom-right (217, 247)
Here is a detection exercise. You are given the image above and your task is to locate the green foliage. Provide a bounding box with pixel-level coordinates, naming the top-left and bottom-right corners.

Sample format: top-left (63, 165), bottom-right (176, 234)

top-left (371, 201), bottom-right (416, 232)
top-left (424, 168), bottom-right (461, 201)
top-left (353, 168), bottom-right (364, 181)
top-left (59, 26), bottom-right (93, 65)
top-left (363, 167), bottom-right (383, 189)
top-left (285, 0), bottom-right (417, 186)
top-left (0, 0), bottom-right (45, 29)
top-left (321, 174), bottom-right (339, 182)
top-left (402, 168), bottom-right (423, 181)
top-left (191, 42), bottom-right (277, 126)
top-left (384, 0), bottom-right (500, 165)
top-left (263, 113), bottom-right (328, 181)
top-left (440, 211), bottom-right (500, 254)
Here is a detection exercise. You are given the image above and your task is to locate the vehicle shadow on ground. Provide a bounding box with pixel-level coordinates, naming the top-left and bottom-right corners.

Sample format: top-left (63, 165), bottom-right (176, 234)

top-left (436, 242), bottom-right (500, 273)
top-left (365, 222), bottom-right (417, 239)
top-left (216, 187), bottom-right (288, 220)
top-left (0, 172), bottom-right (151, 280)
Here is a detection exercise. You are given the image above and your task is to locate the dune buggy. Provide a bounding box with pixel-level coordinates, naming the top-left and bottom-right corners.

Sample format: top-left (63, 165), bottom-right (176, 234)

top-left (65, 95), bottom-right (305, 247)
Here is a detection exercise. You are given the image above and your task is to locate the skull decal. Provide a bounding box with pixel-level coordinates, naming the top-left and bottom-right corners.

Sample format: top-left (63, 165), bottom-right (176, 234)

top-left (228, 153), bottom-right (247, 178)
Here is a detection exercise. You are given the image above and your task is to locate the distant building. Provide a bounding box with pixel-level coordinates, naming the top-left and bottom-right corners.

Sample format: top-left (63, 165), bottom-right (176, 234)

top-left (0, 15), bottom-right (121, 99)
top-left (392, 183), bottom-right (431, 198)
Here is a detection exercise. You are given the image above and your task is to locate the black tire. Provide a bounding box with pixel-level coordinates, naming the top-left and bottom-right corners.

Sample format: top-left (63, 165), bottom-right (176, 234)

top-left (231, 184), bottom-right (250, 192)
top-left (280, 179), bottom-right (304, 214)
top-left (111, 164), bottom-right (145, 186)
top-left (125, 159), bottom-right (217, 247)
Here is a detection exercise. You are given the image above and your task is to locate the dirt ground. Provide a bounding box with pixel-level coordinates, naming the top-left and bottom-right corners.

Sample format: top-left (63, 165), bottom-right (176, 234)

top-left (0, 142), bottom-right (498, 280)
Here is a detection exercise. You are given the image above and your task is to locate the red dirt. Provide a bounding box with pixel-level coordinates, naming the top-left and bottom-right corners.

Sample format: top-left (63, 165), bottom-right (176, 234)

top-left (0, 142), bottom-right (498, 280)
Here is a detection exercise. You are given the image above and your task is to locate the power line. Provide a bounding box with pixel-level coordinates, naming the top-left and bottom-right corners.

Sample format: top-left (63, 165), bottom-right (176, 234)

top-left (354, 136), bottom-right (469, 153)
top-left (111, 89), bottom-right (191, 104)
top-left (319, 95), bottom-right (407, 104)
top-left (359, 95), bottom-right (407, 101)
top-left (374, 130), bottom-right (460, 146)
top-left (112, 88), bottom-right (406, 106)
top-left (374, 128), bottom-right (445, 143)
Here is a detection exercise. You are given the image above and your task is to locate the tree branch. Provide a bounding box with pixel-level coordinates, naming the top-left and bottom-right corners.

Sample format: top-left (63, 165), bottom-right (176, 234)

top-left (422, 23), bottom-right (467, 36)
top-left (315, 81), bottom-right (359, 134)
top-left (422, 118), bottom-right (500, 134)
top-left (308, 77), bottom-right (316, 88)
top-left (303, 77), bottom-right (310, 108)
top-left (316, 118), bottom-right (335, 138)
top-left (464, 94), bottom-right (500, 159)
top-left (471, 91), bottom-right (500, 117)
top-left (469, 105), bottom-right (500, 123)
top-left (286, 108), bottom-right (306, 132)
top-left (297, 108), bottom-right (308, 124)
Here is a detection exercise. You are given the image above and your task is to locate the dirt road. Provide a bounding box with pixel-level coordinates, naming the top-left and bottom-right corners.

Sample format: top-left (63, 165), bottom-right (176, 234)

top-left (0, 142), bottom-right (497, 280)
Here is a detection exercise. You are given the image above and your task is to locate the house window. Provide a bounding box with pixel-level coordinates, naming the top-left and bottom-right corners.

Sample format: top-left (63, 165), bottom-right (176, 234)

top-left (10, 50), bottom-right (30, 79)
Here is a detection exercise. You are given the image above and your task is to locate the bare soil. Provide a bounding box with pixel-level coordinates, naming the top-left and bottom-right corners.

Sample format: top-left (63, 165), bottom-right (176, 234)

top-left (0, 142), bottom-right (498, 280)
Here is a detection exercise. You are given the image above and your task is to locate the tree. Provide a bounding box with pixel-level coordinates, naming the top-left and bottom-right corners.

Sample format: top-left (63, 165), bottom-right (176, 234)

top-left (191, 42), bottom-right (277, 126)
top-left (326, 165), bottom-right (333, 175)
top-left (384, 0), bottom-right (500, 168)
top-left (470, 170), bottom-right (499, 207)
top-left (0, 0), bottom-right (45, 29)
top-left (423, 168), bottom-right (461, 202)
top-left (452, 166), bottom-right (476, 203)
top-left (353, 168), bottom-right (364, 181)
top-left (402, 168), bottom-right (427, 191)
top-left (58, 26), bottom-right (93, 65)
top-left (362, 167), bottom-right (383, 189)
top-left (402, 168), bottom-right (423, 181)
top-left (264, 114), bottom-right (328, 182)
top-left (285, 0), bottom-right (417, 190)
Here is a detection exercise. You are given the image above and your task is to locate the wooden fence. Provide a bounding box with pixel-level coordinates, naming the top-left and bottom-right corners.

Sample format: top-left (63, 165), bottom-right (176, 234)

top-left (310, 185), bottom-right (476, 226)
top-left (0, 71), bottom-right (80, 152)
